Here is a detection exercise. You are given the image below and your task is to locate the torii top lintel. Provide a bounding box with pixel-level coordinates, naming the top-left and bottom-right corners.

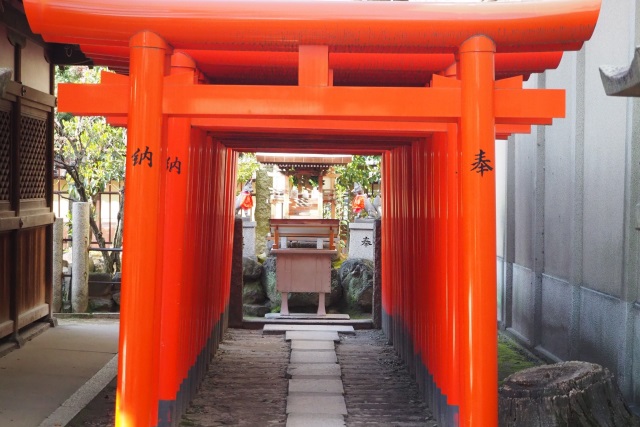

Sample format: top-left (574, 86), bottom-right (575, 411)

top-left (25, 0), bottom-right (600, 54)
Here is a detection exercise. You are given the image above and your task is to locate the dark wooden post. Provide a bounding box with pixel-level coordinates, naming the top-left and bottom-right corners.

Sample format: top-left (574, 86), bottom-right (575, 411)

top-left (373, 218), bottom-right (382, 329)
top-left (228, 217), bottom-right (244, 328)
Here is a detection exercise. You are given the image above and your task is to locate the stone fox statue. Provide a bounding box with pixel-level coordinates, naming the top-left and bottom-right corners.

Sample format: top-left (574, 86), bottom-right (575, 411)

top-left (235, 180), bottom-right (254, 216)
top-left (351, 182), bottom-right (381, 219)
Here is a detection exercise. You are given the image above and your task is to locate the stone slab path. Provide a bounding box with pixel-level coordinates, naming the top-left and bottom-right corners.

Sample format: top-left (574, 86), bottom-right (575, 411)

top-left (179, 328), bottom-right (436, 427)
top-left (285, 330), bottom-right (348, 427)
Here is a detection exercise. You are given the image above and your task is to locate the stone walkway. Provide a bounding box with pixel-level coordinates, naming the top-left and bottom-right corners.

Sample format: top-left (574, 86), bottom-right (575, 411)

top-left (181, 326), bottom-right (435, 427)
top-left (285, 329), bottom-right (347, 427)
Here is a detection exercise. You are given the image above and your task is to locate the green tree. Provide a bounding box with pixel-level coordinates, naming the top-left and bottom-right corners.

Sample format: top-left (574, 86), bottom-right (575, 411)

top-left (55, 66), bottom-right (126, 274)
top-left (236, 152), bottom-right (261, 188)
top-left (333, 155), bottom-right (381, 212)
top-left (332, 155), bottom-right (381, 243)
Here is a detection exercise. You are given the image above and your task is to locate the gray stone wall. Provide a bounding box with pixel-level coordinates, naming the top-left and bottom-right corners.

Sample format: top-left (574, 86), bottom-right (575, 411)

top-left (502, 0), bottom-right (640, 408)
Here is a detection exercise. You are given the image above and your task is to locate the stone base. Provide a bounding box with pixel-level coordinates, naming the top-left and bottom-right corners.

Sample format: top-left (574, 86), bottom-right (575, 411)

top-left (242, 221), bottom-right (257, 259)
top-left (348, 220), bottom-right (374, 260)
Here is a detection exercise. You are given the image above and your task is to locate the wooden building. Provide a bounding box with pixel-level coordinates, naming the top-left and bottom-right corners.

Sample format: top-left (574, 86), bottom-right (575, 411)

top-left (0, 1), bottom-right (82, 343)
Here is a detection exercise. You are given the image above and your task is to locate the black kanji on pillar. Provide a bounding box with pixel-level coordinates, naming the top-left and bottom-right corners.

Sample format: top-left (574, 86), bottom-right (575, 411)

top-left (470, 149), bottom-right (493, 176)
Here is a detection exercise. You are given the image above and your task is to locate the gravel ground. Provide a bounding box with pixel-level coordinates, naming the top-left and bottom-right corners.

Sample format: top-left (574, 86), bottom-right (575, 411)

top-left (180, 329), bottom-right (289, 426)
top-left (338, 330), bottom-right (437, 427)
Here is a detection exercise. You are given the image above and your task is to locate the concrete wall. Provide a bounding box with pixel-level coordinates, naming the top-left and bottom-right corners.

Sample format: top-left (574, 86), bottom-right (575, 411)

top-left (501, 0), bottom-right (640, 407)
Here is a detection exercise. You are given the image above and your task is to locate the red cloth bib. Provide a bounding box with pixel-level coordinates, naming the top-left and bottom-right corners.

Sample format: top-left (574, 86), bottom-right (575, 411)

top-left (240, 192), bottom-right (253, 210)
top-left (352, 194), bottom-right (365, 213)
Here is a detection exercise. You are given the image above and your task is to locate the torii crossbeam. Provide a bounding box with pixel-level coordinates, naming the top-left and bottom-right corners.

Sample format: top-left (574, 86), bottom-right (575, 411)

top-left (23, 0), bottom-right (600, 426)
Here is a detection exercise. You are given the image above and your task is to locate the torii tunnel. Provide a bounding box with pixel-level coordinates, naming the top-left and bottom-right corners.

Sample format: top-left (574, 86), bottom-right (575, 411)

top-left (23, 0), bottom-right (601, 425)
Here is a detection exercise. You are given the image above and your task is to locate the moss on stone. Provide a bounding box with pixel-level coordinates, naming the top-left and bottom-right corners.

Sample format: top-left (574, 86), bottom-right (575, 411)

top-left (254, 166), bottom-right (271, 257)
top-left (498, 333), bottom-right (544, 385)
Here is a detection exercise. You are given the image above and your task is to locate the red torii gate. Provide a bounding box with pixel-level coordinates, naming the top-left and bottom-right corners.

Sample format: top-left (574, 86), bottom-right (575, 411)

top-left (23, 1), bottom-right (600, 426)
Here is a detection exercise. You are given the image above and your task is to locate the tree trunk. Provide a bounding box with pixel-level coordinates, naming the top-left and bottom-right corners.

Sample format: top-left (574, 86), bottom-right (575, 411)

top-left (499, 361), bottom-right (640, 427)
top-left (110, 186), bottom-right (124, 272)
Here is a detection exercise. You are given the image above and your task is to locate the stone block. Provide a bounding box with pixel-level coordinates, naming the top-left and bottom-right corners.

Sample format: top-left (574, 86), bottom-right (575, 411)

top-left (290, 340), bottom-right (335, 351)
top-left (89, 297), bottom-right (114, 312)
top-left (289, 379), bottom-right (344, 394)
top-left (286, 414), bottom-right (345, 427)
top-left (286, 395), bottom-right (347, 415)
top-left (339, 258), bottom-right (374, 312)
top-left (88, 277), bottom-right (113, 297)
top-left (242, 221), bottom-right (257, 259)
top-left (287, 363), bottom-right (341, 378)
top-left (348, 220), bottom-right (375, 260)
top-left (265, 324), bottom-right (354, 334)
top-left (242, 256), bottom-right (263, 280)
top-left (290, 350), bottom-right (337, 364)
top-left (266, 313), bottom-right (350, 320)
top-left (243, 303), bottom-right (271, 317)
top-left (285, 331), bottom-right (340, 342)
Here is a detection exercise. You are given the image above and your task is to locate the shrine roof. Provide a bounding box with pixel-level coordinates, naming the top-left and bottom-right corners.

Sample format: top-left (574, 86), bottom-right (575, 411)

top-left (256, 153), bottom-right (352, 168)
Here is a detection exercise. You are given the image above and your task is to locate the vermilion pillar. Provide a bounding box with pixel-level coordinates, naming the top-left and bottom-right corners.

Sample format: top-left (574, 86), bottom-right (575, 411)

top-left (445, 123), bottom-right (460, 423)
top-left (458, 36), bottom-right (498, 426)
top-left (158, 52), bottom-right (196, 427)
top-left (116, 31), bottom-right (169, 427)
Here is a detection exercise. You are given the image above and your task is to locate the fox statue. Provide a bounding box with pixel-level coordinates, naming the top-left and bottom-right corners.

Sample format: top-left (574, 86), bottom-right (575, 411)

top-left (235, 180), bottom-right (254, 217)
top-left (351, 182), bottom-right (381, 219)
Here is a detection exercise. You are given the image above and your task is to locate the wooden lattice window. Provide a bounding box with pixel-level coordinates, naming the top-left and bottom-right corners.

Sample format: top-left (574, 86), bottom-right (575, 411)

top-left (20, 115), bottom-right (47, 200)
top-left (0, 110), bottom-right (10, 201)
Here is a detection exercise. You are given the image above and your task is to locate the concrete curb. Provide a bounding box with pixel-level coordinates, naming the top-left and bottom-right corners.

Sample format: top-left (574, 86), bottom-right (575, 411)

top-left (54, 313), bottom-right (120, 320)
top-left (38, 354), bottom-right (118, 427)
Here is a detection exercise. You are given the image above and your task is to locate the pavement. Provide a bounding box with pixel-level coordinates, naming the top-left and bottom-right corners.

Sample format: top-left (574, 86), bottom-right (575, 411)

top-left (0, 317), bottom-right (119, 427)
top-left (268, 322), bottom-right (354, 427)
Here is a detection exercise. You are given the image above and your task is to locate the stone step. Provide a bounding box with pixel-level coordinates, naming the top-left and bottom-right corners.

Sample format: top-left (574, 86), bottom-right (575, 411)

top-left (286, 413), bottom-right (345, 427)
top-left (289, 379), bottom-right (344, 394)
top-left (286, 395), bottom-right (348, 415)
top-left (266, 313), bottom-right (351, 320)
top-left (245, 318), bottom-right (372, 330)
top-left (285, 331), bottom-right (340, 342)
top-left (290, 340), bottom-right (335, 351)
top-left (290, 350), bottom-right (337, 364)
top-left (264, 324), bottom-right (355, 335)
top-left (287, 363), bottom-right (342, 378)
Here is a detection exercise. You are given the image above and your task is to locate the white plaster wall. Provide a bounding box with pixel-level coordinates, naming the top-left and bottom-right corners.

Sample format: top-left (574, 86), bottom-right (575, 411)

top-left (21, 40), bottom-right (50, 93)
top-left (581, 0), bottom-right (632, 297)
top-left (0, 26), bottom-right (14, 74)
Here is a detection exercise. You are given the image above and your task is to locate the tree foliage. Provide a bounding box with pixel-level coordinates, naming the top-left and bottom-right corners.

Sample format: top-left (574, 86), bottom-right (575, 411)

top-left (332, 155), bottom-right (381, 242)
top-left (55, 66), bottom-right (126, 273)
top-left (334, 155), bottom-right (381, 195)
top-left (333, 155), bottom-right (381, 206)
top-left (236, 152), bottom-right (261, 188)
